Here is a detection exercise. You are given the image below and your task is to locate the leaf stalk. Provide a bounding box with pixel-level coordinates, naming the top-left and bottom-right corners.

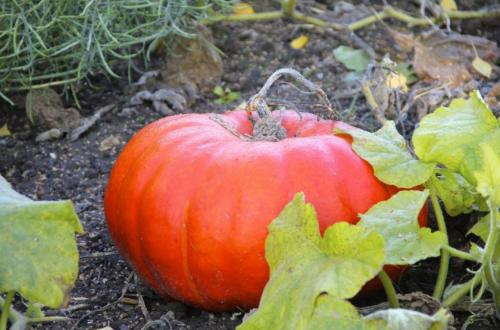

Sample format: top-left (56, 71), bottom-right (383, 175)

top-left (378, 270), bottom-right (400, 308)
top-left (429, 187), bottom-right (450, 300)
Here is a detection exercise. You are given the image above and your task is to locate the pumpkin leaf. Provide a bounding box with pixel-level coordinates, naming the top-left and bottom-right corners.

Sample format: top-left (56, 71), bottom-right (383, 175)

top-left (364, 308), bottom-right (450, 330)
top-left (412, 90), bottom-right (498, 186)
top-left (0, 175), bottom-right (83, 308)
top-left (307, 295), bottom-right (384, 330)
top-left (290, 35), bottom-right (309, 49)
top-left (358, 190), bottom-right (446, 265)
top-left (238, 193), bottom-right (385, 330)
top-left (333, 46), bottom-right (371, 72)
top-left (473, 141), bottom-right (500, 204)
top-left (335, 121), bottom-right (435, 188)
top-left (468, 211), bottom-right (500, 242)
top-left (430, 169), bottom-right (479, 216)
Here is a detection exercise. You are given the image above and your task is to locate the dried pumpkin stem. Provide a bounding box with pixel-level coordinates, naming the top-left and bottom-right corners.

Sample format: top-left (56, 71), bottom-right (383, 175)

top-left (247, 68), bottom-right (334, 118)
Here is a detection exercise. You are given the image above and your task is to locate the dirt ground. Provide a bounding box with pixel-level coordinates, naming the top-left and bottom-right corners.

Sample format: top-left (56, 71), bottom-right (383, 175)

top-left (1, 1), bottom-right (500, 329)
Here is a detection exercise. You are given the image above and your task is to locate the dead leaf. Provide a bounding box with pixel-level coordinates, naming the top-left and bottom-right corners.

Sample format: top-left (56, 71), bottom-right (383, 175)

top-left (290, 35), bottom-right (309, 49)
top-left (0, 123), bottom-right (11, 137)
top-left (159, 25), bottom-right (223, 93)
top-left (472, 56), bottom-right (492, 78)
top-left (233, 3), bottom-right (255, 15)
top-left (391, 30), bottom-right (499, 87)
top-left (361, 57), bottom-right (408, 123)
top-left (99, 135), bottom-right (120, 152)
top-left (26, 88), bottom-right (81, 131)
top-left (386, 72), bottom-right (408, 92)
top-left (440, 0), bottom-right (457, 11)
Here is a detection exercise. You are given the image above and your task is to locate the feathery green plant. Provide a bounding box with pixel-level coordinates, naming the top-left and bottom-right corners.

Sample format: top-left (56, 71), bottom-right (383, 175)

top-left (0, 0), bottom-right (233, 104)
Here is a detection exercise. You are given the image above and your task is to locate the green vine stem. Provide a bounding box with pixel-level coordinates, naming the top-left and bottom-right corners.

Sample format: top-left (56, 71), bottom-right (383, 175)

top-left (482, 200), bottom-right (500, 315)
top-left (282, 0), bottom-right (297, 17)
top-left (0, 291), bottom-right (14, 330)
top-left (378, 270), bottom-right (400, 308)
top-left (443, 272), bottom-right (482, 307)
top-left (442, 245), bottom-right (477, 262)
top-left (429, 187), bottom-right (450, 300)
top-left (204, 5), bottom-right (500, 32)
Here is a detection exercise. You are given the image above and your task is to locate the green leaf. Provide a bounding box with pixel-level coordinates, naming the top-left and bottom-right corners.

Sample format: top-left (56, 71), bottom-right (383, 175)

top-left (412, 90), bottom-right (498, 183)
top-left (0, 175), bottom-right (83, 308)
top-left (333, 46), bottom-right (371, 72)
top-left (238, 193), bottom-right (385, 330)
top-left (396, 63), bottom-right (418, 84)
top-left (307, 294), bottom-right (385, 330)
top-left (430, 169), bottom-right (479, 216)
top-left (468, 211), bottom-right (500, 242)
top-left (212, 85), bottom-right (225, 96)
top-left (335, 121), bottom-right (435, 188)
top-left (364, 308), bottom-right (450, 330)
top-left (225, 91), bottom-right (241, 103)
top-left (473, 139), bottom-right (500, 204)
top-left (358, 190), bottom-right (446, 265)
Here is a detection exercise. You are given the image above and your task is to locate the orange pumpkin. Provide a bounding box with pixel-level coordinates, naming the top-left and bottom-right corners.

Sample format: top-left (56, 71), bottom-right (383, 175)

top-left (104, 110), bottom-right (426, 311)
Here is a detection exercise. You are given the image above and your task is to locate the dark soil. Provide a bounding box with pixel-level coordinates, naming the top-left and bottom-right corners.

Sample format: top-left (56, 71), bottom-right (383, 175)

top-left (1, 1), bottom-right (499, 329)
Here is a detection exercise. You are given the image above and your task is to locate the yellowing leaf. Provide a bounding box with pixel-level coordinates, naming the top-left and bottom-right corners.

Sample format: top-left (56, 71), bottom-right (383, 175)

top-left (440, 0), bottom-right (457, 11)
top-left (474, 141), bottom-right (500, 204)
top-left (0, 123), bottom-right (11, 137)
top-left (233, 3), bottom-right (255, 15)
top-left (386, 72), bottom-right (408, 92)
top-left (239, 193), bottom-right (385, 329)
top-left (290, 35), bottom-right (309, 49)
top-left (472, 56), bottom-right (492, 78)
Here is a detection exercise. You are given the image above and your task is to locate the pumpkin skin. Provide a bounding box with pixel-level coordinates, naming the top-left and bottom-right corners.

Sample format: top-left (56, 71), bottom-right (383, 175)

top-left (104, 110), bottom-right (426, 312)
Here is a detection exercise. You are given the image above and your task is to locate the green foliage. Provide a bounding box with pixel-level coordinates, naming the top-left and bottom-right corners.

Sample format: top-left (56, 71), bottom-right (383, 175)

top-left (213, 85), bottom-right (241, 104)
top-left (412, 90), bottom-right (498, 181)
top-left (239, 194), bottom-right (385, 330)
top-left (239, 90), bottom-right (499, 329)
top-left (358, 190), bottom-right (446, 265)
top-left (333, 46), bottom-right (371, 72)
top-left (335, 121), bottom-right (435, 188)
top-left (0, 0), bottom-right (233, 101)
top-left (0, 175), bottom-right (82, 326)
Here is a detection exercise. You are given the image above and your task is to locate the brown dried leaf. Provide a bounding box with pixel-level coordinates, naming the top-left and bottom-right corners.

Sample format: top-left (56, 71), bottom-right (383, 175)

top-left (159, 25), bottom-right (223, 93)
top-left (390, 30), bottom-right (499, 87)
top-left (26, 88), bottom-right (81, 131)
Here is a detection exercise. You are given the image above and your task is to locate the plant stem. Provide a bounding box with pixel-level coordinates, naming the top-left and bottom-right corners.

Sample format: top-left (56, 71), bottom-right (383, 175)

top-left (0, 291), bottom-right (15, 330)
top-left (482, 201), bottom-right (500, 315)
top-left (378, 270), bottom-right (400, 308)
top-left (283, 0), bottom-right (297, 17)
top-left (443, 273), bottom-right (481, 307)
top-left (202, 11), bottom-right (283, 24)
top-left (442, 245), bottom-right (477, 262)
top-left (204, 5), bottom-right (500, 32)
top-left (429, 187), bottom-right (450, 300)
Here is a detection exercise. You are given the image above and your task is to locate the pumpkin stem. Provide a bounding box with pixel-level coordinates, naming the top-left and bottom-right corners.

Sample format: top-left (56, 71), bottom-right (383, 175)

top-left (246, 68), bottom-right (335, 141)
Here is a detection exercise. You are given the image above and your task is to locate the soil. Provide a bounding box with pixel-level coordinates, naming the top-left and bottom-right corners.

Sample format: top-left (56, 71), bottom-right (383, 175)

top-left (1, 1), bottom-right (499, 329)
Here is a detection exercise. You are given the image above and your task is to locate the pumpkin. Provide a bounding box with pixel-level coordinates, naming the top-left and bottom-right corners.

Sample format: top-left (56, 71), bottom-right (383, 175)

top-left (104, 109), bottom-right (426, 312)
